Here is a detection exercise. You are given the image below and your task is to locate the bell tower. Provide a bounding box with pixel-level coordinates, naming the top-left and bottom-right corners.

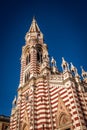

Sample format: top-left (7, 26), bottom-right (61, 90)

top-left (20, 17), bottom-right (50, 87)
top-left (10, 18), bottom-right (87, 130)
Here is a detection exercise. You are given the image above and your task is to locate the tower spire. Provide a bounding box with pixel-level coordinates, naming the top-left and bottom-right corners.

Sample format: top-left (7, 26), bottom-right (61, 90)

top-left (29, 17), bottom-right (40, 33)
top-left (25, 17), bottom-right (43, 43)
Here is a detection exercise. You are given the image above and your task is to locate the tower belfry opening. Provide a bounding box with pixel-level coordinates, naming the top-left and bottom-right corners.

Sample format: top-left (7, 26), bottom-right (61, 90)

top-left (10, 18), bottom-right (87, 130)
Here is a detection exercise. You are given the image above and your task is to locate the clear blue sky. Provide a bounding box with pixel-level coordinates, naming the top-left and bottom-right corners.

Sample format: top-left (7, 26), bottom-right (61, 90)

top-left (0, 0), bottom-right (87, 116)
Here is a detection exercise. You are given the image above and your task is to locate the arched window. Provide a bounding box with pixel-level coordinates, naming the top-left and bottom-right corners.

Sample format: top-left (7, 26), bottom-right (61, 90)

top-left (26, 54), bottom-right (31, 65)
top-left (26, 56), bottom-right (28, 65)
top-left (37, 51), bottom-right (42, 63)
top-left (25, 72), bottom-right (30, 83)
top-left (37, 51), bottom-right (40, 62)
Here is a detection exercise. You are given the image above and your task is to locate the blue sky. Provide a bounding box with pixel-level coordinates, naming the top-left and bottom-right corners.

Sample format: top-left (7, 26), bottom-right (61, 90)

top-left (0, 0), bottom-right (87, 116)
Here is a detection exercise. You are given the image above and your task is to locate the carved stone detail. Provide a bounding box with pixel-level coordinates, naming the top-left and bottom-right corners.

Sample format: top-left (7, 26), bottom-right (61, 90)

top-left (56, 96), bottom-right (72, 129)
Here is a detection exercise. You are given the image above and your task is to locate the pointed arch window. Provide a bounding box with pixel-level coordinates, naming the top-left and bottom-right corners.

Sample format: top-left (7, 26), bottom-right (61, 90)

top-left (37, 51), bottom-right (40, 62)
top-left (25, 72), bottom-right (30, 83)
top-left (26, 54), bottom-right (31, 65)
top-left (26, 56), bottom-right (28, 65)
top-left (37, 50), bottom-right (42, 63)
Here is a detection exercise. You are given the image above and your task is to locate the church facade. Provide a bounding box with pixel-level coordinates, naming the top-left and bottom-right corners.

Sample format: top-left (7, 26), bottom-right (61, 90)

top-left (10, 18), bottom-right (87, 130)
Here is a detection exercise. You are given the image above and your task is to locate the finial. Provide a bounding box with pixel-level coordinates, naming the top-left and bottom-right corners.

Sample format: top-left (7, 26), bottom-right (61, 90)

top-left (51, 57), bottom-right (58, 73)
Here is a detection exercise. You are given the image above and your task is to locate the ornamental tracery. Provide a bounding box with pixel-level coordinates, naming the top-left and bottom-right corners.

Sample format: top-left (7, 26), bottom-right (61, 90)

top-left (56, 96), bottom-right (72, 129)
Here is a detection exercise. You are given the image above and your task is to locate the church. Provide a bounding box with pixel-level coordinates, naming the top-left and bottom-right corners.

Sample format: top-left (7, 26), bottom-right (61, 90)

top-left (10, 18), bottom-right (87, 130)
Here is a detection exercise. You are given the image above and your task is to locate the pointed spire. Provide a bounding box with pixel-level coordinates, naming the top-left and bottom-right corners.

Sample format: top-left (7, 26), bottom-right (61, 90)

top-left (25, 17), bottom-right (43, 43)
top-left (29, 17), bottom-right (40, 33)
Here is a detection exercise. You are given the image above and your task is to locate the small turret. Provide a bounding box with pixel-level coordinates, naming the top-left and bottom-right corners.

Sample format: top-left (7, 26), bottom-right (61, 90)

top-left (70, 62), bottom-right (80, 83)
top-left (51, 57), bottom-right (56, 66)
top-left (51, 57), bottom-right (58, 73)
top-left (61, 57), bottom-right (69, 72)
top-left (70, 62), bottom-right (80, 77)
top-left (70, 62), bottom-right (76, 74)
